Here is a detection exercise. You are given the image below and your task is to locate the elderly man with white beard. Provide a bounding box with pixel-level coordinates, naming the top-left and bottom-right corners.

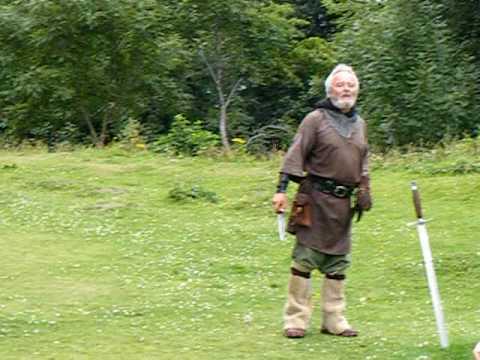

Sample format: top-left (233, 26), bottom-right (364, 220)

top-left (272, 64), bottom-right (372, 339)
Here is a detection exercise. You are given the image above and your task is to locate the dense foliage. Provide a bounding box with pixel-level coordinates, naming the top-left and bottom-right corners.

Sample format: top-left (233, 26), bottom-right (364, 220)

top-left (0, 0), bottom-right (190, 147)
top-left (328, 0), bottom-right (480, 149)
top-left (0, 0), bottom-right (478, 151)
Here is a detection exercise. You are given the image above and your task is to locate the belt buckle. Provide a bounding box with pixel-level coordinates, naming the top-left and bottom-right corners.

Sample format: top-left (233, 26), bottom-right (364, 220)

top-left (333, 185), bottom-right (348, 198)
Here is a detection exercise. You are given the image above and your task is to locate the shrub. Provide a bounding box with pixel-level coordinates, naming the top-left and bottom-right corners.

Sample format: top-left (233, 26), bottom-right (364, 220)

top-left (245, 124), bottom-right (294, 154)
top-left (118, 118), bottom-right (147, 151)
top-left (167, 183), bottom-right (219, 203)
top-left (153, 114), bottom-right (219, 156)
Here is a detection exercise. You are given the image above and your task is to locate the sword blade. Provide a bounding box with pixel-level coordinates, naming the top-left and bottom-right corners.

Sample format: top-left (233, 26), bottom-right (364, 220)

top-left (411, 181), bottom-right (448, 349)
top-left (416, 220), bottom-right (449, 348)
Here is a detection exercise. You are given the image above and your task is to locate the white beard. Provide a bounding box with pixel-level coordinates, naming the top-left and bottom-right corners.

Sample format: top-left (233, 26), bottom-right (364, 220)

top-left (330, 96), bottom-right (356, 112)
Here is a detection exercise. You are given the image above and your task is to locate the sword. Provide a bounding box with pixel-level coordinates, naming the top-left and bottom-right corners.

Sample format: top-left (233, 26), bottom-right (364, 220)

top-left (410, 181), bottom-right (449, 349)
top-left (277, 211), bottom-right (286, 241)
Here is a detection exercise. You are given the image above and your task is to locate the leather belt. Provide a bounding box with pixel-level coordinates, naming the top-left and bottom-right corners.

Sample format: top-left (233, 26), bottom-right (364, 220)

top-left (308, 176), bottom-right (356, 198)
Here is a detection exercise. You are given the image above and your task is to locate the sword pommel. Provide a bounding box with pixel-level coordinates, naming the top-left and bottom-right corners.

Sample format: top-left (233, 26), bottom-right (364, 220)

top-left (411, 181), bottom-right (424, 219)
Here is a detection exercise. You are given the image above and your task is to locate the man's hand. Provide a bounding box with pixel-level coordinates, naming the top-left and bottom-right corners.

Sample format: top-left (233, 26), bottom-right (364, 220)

top-left (353, 188), bottom-right (372, 222)
top-left (356, 189), bottom-right (372, 211)
top-left (357, 175), bottom-right (372, 211)
top-left (272, 193), bottom-right (288, 214)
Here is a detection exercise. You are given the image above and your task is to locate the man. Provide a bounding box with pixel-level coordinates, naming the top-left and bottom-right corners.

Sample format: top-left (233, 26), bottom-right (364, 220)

top-left (272, 64), bottom-right (372, 339)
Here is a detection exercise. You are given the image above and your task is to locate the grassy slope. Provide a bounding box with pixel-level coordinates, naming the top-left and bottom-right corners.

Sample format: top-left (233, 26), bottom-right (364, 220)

top-left (0, 148), bottom-right (478, 359)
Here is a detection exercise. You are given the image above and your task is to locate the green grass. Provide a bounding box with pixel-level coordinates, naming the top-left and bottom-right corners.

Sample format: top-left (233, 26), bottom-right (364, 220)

top-left (0, 147), bottom-right (478, 359)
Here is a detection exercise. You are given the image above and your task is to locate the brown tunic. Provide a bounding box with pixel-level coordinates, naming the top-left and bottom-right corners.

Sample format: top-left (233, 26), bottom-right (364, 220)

top-left (281, 108), bottom-right (369, 255)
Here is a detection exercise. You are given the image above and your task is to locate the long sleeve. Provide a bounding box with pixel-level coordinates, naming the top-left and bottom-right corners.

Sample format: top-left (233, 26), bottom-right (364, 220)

top-left (281, 112), bottom-right (318, 179)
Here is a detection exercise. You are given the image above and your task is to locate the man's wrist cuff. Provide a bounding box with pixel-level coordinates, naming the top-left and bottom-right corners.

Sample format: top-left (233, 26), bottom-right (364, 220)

top-left (276, 173), bottom-right (289, 193)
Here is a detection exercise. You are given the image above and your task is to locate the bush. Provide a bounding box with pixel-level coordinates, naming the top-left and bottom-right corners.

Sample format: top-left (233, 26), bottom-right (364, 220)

top-left (153, 114), bottom-right (219, 156)
top-left (246, 124), bottom-right (295, 154)
top-left (167, 183), bottom-right (219, 203)
top-left (118, 118), bottom-right (147, 151)
top-left (370, 136), bottom-right (480, 175)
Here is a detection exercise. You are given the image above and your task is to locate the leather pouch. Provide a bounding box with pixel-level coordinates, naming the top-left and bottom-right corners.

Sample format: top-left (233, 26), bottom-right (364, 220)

top-left (287, 192), bottom-right (312, 234)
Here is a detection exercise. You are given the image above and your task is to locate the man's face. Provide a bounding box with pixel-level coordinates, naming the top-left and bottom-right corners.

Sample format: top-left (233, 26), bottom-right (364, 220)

top-left (329, 71), bottom-right (359, 112)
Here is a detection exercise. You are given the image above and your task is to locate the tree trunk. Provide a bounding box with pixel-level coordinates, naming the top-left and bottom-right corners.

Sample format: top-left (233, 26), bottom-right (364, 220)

top-left (199, 48), bottom-right (242, 153)
top-left (99, 103), bottom-right (115, 148)
top-left (219, 104), bottom-right (230, 152)
top-left (81, 107), bottom-right (101, 147)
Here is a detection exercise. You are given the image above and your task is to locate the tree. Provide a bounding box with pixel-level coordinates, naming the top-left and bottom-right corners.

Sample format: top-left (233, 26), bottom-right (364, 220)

top-left (0, 0), bottom-right (190, 146)
top-left (439, 0), bottom-right (480, 61)
top-left (277, 0), bottom-right (336, 38)
top-left (175, 0), bottom-right (306, 152)
top-left (327, 0), bottom-right (480, 149)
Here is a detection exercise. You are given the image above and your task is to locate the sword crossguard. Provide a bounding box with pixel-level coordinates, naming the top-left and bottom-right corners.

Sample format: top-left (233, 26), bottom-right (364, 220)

top-left (407, 218), bottom-right (433, 227)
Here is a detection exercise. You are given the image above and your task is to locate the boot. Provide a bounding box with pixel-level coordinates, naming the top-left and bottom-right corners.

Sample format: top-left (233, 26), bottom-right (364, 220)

top-left (283, 271), bottom-right (313, 338)
top-left (321, 277), bottom-right (358, 337)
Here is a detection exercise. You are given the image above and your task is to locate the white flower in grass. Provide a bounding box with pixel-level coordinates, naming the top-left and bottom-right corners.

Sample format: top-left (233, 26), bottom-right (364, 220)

top-left (243, 312), bottom-right (253, 324)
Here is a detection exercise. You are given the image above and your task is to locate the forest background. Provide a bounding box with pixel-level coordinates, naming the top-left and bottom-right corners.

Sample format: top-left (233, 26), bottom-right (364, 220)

top-left (0, 0), bottom-right (479, 154)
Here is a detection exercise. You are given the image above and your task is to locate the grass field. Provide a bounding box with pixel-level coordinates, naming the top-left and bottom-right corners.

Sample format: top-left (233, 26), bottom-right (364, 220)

top-left (0, 146), bottom-right (478, 359)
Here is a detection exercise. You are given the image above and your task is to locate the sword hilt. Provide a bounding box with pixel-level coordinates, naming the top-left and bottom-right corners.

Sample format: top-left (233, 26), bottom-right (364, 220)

top-left (411, 181), bottom-right (423, 219)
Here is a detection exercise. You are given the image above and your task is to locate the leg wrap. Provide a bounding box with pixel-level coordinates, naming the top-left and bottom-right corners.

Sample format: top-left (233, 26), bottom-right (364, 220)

top-left (291, 267), bottom-right (311, 279)
top-left (283, 274), bottom-right (313, 330)
top-left (321, 277), bottom-right (351, 334)
top-left (326, 273), bottom-right (346, 280)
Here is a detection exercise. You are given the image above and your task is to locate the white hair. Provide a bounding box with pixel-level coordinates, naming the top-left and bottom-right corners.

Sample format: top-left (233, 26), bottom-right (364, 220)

top-left (324, 64), bottom-right (359, 96)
